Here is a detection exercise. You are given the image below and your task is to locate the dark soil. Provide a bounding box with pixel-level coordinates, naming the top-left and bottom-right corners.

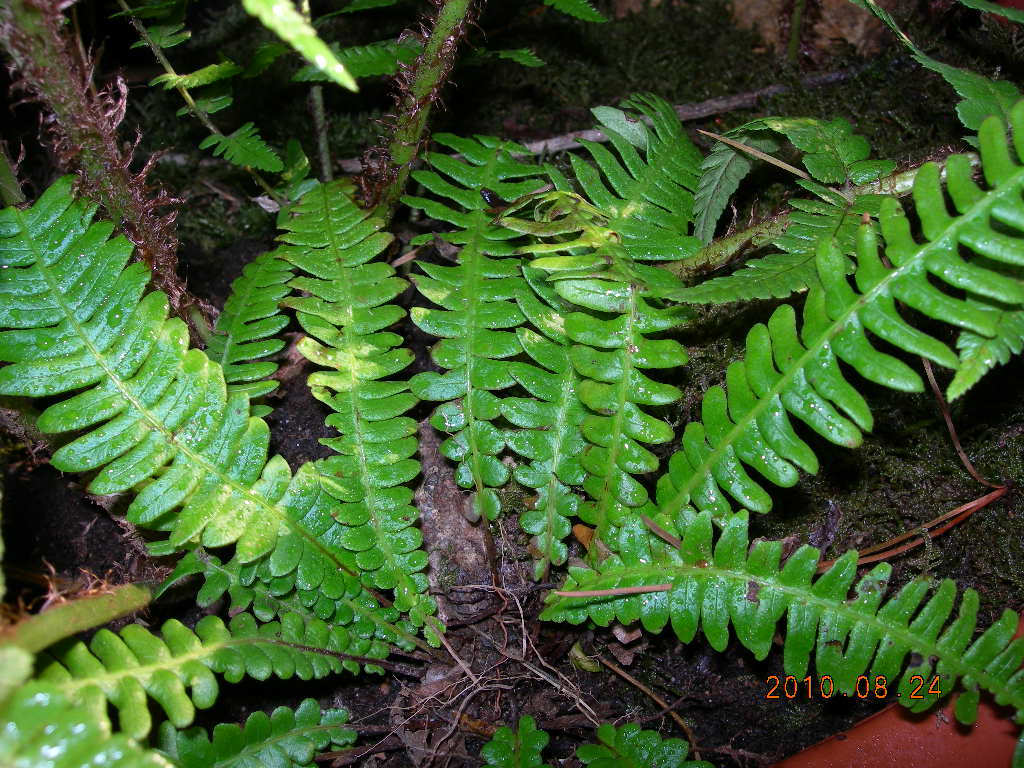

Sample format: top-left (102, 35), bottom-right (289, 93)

top-left (3, 1), bottom-right (1024, 767)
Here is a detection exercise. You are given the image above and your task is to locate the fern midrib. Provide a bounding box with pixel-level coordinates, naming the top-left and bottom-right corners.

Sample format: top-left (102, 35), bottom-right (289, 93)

top-left (564, 559), bottom-right (1024, 711)
top-left (461, 212), bottom-right (489, 496)
top-left (661, 162), bottom-right (1024, 515)
top-left (13, 206), bottom-right (417, 649)
top-left (588, 288), bottom-right (640, 547)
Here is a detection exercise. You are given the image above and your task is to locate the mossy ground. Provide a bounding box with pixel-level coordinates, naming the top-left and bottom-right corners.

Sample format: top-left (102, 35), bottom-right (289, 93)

top-left (3, 0), bottom-right (1023, 765)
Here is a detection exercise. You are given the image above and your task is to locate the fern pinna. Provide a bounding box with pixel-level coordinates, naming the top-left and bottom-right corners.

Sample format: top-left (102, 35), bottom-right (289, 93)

top-left (657, 102), bottom-right (1024, 519)
top-left (403, 134), bottom-right (547, 522)
top-left (0, 176), bottom-right (423, 660)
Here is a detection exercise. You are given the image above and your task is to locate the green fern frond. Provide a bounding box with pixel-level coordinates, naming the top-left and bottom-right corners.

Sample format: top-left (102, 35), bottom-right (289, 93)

top-left (0, 176), bottom-right (421, 656)
top-left (950, 300), bottom-right (1024, 400)
top-left (565, 283), bottom-right (689, 552)
top-left (37, 613), bottom-right (350, 740)
top-left (657, 105), bottom-right (1024, 518)
top-left (0, 683), bottom-right (171, 768)
top-left (481, 715), bottom-right (551, 768)
top-left (206, 251), bottom-right (292, 406)
top-left (277, 179), bottom-right (438, 641)
top-left (292, 39), bottom-right (420, 81)
top-left (501, 277), bottom-right (587, 579)
top-left (543, 0), bottom-right (606, 22)
top-left (544, 513), bottom-right (1024, 727)
top-left (853, 0), bottom-right (1021, 137)
top-left (200, 122), bottom-right (284, 172)
top-left (157, 698), bottom-right (356, 768)
top-left (403, 134), bottom-right (547, 521)
top-left (577, 722), bottom-right (711, 768)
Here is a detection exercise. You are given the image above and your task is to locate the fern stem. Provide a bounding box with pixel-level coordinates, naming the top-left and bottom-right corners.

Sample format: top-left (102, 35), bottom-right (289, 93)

top-left (371, 0), bottom-right (475, 215)
top-left (787, 0), bottom-right (807, 64)
top-left (0, 582), bottom-right (154, 653)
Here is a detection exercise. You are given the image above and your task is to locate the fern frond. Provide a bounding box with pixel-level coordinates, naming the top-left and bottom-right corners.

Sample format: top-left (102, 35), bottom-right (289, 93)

top-left (293, 39), bottom-right (420, 81)
top-left (157, 698), bottom-right (356, 768)
top-left (0, 683), bottom-right (171, 768)
top-left (854, 0), bottom-right (1022, 136)
top-left (206, 251), bottom-right (292, 406)
top-left (577, 722), bottom-right (711, 768)
top-left (543, 0), bottom-right (606, 22)
top-left (481, 715), bottom-right (551, 768)
top-left (950, 300), bottom-right (1024, 400)
top-left (544, 513), bottom-right (1024, 727)
top-left (403, 134), bottom-right (547, 521)
top-left (37, 613), bottom-right (349, 740)
top-left (501, 277), bottom-right (587, 579)
top-left (565, 283), bottom-right (689, 552)
top-left (0, 176), bottom-right (421, 656)
top-left (200, 122), bottom-right (284, 172)
top-left (657, 105), bottom-right (1024, 518)
top-left (277, 180), bottom-right (438, 641)
top-left (241, 0), bottom-right (358, 91)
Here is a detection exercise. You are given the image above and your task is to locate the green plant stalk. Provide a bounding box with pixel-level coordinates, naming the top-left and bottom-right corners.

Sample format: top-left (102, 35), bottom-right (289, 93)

top-left (0, 141), bottom-right (25, 206)
top-left (300, 0), bottom-right (332, 183)
top-left (0, 582), bottom-right (154, 653)
top-left (375, 0), bottom-right (475, 215)
top-left (787, 0), bottom-right (807, 64)
top-left (0, 0), bottom-right (188, 308)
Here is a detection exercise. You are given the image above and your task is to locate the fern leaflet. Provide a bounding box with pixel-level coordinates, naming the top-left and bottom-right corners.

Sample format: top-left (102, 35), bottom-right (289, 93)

top-left (199, 122), bottom-right (284, 172)
top-left (37, 613), bottom-right (351, 740)
top-left (481, 715), bottom-right (551, 768)
top-left (543, 0), bottom-right (606, 22)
